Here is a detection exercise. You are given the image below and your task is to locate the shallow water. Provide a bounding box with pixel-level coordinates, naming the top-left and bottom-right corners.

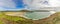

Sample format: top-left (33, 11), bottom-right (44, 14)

top-left (25, 12), bottom-right (51, 20)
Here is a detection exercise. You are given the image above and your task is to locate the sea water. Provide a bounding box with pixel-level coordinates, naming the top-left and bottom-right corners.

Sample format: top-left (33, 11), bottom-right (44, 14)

top-left (25, 12), bottom-right (52, 20)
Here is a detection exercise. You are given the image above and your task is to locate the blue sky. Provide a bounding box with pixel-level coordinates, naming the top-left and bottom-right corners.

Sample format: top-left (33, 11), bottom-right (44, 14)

top-left (0, 0), bottom-right (25, 11)
top-left (13, 0), bottom-right (25, 8)
top-left (0, 0), bottom-right (60, 11)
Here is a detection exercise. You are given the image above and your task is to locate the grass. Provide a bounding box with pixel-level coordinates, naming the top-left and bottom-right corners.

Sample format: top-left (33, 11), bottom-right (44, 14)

top-left (0, 12), bottom-right (31, 24)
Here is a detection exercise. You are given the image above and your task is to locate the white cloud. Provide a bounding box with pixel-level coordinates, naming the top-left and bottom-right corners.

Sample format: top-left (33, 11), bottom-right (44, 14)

top-left (0, 0), bottom-right (16, 8)
top-left (49, 0), bottom-right (60, 7)
top-left (24, 0), bottom-right (60, 11)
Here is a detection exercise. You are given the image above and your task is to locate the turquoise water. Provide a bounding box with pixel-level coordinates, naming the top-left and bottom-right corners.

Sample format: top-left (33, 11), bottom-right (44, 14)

top-left (25, 12), bottom-right (51, 20)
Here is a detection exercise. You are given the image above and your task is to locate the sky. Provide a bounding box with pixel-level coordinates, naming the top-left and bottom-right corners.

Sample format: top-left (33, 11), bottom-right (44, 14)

top-left (0, 0), bottom-right (60, 11)
top-left (13, 0), bottom-right (24, 8)
top-left (24, 0), bottom-right (60, 12)
top-left (0, 0), bottom-right (25, 11)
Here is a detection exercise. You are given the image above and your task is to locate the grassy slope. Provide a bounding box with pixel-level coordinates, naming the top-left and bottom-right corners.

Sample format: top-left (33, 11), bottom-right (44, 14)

top-left (0, 12), bottom-right (32, 24)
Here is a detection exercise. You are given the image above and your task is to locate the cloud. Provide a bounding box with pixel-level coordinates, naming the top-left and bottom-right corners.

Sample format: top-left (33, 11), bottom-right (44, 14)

top-left (0, 0), bottom-right (16, 8)
top-left (24, 0), bottom-right (60, 11)
top-left (0, 0), bottom-right (25, 11)
top-left (49, 0), bottom-right (60, 7)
